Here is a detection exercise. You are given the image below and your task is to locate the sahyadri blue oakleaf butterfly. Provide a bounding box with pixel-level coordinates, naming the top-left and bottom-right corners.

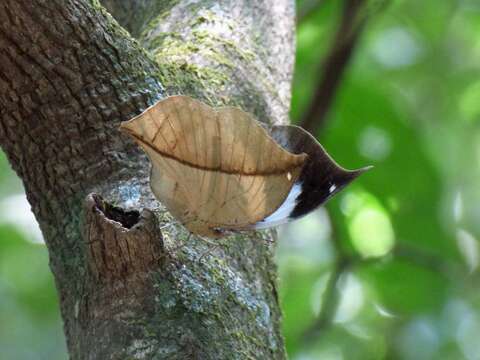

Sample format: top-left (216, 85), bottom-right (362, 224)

top-left (120, 95), bottom-right (370, 238)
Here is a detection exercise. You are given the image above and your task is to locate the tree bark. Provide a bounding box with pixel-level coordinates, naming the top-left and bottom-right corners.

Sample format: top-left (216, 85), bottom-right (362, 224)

top-left (0, 0), bottom-right (294, 358)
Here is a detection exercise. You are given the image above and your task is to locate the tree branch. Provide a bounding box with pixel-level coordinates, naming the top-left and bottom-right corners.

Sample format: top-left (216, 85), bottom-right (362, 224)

top-left (301, 225), bottom-right (351, 341)
top-left (0, 0), bottom-right (295, 358)
top-left (299, 0), bottom-right (366, 134)
top-left (302, 240), bottom-right (456, 345)
top-left (296, 0), bottom-right (323, 24)
top-left (303, 254), bottom-right (351, 341)
top-left (100, 0), bottom-right (174, 38)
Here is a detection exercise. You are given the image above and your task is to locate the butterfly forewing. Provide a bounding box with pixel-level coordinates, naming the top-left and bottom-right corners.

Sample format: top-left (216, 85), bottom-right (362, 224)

top-left (120, 96), bottom-right (306, 237)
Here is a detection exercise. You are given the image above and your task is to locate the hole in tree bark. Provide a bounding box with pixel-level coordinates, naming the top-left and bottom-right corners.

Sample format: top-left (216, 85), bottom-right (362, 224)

top-left (92, 194), bottom-right (140, 229)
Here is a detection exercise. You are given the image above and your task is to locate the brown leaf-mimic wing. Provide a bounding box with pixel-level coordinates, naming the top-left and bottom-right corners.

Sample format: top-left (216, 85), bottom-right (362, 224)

top-left (120, 96), bottom-right (307, 237)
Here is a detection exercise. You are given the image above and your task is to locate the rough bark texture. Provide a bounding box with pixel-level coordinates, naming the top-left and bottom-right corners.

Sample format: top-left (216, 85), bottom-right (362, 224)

top-left (0, 0), bottom-right (294, 359)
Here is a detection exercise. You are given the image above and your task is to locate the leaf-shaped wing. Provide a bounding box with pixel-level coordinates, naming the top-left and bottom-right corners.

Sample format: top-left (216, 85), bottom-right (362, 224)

top-left (120, 96), bottom-right (307, 237)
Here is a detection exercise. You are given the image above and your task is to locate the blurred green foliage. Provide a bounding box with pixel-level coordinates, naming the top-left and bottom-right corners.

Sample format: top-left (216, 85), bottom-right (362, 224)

top-left (0, 224), bottom-right (65, 358)
top-left (1, 0), bottom-right (480, 359)
top-left (279, 0), bottom-right (480, 359)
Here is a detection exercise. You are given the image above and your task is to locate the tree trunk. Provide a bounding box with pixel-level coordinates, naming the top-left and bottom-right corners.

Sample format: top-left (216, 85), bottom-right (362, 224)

top-left (0, 0), bottom-right (295, 358)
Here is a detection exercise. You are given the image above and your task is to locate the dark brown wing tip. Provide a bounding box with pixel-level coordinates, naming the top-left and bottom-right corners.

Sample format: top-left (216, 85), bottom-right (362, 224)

top-left (335, 165), bottom-right (373, 187)
top-left (335, 164), bottom-right (373, 183)
top-left (348, 165), bottom-right (373, 178)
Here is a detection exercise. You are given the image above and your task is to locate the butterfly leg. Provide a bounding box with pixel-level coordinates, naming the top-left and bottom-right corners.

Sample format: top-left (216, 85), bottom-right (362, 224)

top-left (263, 230), bottom-right (277, 244)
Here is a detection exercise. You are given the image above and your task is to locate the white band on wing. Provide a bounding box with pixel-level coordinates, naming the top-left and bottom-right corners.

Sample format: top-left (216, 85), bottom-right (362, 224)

top-left (253, 182), bottom-right (302, 229)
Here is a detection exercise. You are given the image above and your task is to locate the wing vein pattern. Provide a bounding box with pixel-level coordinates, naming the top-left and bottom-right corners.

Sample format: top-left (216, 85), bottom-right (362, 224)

top-left (120, 96), bottom-right (307, 237)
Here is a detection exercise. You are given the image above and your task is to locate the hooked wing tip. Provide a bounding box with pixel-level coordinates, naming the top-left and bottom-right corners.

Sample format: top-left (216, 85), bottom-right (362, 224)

top-left (359, 164), bottom-right (374, 172)
top-left (350, 164), bottom-right (373, 178)
top-left (335, 164), bottom-right (373, 188)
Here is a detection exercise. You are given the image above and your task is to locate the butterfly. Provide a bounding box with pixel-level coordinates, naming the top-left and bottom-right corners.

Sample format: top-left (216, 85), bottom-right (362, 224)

top-left (120, 95), bottom-right (370, 238)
